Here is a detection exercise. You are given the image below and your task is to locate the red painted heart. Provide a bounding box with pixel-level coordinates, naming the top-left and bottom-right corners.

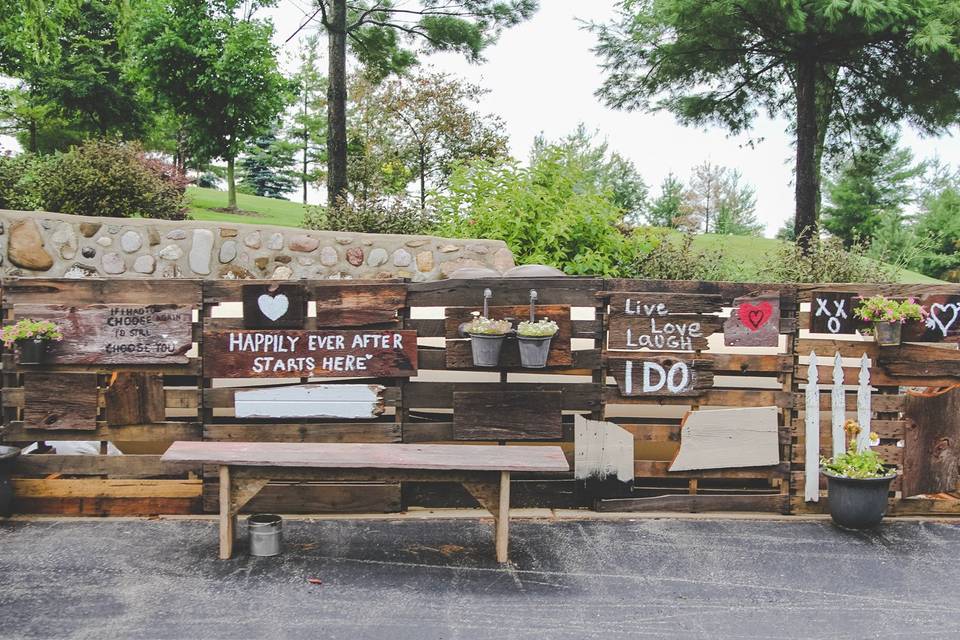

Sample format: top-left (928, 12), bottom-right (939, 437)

top-left (738, 302), bottom-right (773, 332)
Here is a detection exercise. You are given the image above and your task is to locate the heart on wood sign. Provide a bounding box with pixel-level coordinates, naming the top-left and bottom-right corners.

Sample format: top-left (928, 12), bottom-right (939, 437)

top-left (242, 284), bottom-right (305, 329)
top-left (929, 302), bottom-right (960, 337)
top-left (258, 294), bottom-right (289, 321)
top-left (738, 301), bottom-right (773, 332)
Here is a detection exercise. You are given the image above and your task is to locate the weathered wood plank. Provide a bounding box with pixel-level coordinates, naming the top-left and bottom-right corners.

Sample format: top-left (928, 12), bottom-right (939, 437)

top-left (3, 279), bottom-right (202, 306)
top-left (596, 494), bottom-right (787, 513)
top-left (162, 441), bottom-right (570, 473)
top-left (202, 330), bottom-right (418, 378)
top-left (903, 387), bottom-right (960, 497)
top-left (13, 496), bottom-right (201, 516)
top-left (670, 407), bottom-right (780, 472)
top-left (902, 295), bottom-right (960, 342)
top-left (452, 391), bottom-right (563, 440)
top-left (234, 384), bottom-right (385, 419)
top-left (3, 421), bottom-right (202, 442)
top-left (202, 482), bottom-right (401, 514)
top-left (23, 372), bottom-right (98, 431)
top-left (724, 291), bottom-right (781, 347)
top-left (635, 460), bottom-right (788, 479)
top-left (242, 283), bottom-right (306, 329)
top-left (12, 478), bottom-right (202, 498)
top-left (12, 454), bottom-right (198, 478)
top-left (315, 283), bottom-right (406, 327)
top-left (606, 314), bottom-right (721, 351)
top-left (574, 415), bottom-right (633, 482)
top-left (14, 304), bottom-right (193, 364)
top-left (203, 421), bottom-right (401, 443)
top-left (406, 278), bottom-right (603, 307)
top-left (808, 292), bottom-right (861, 335)
top-left (604, 293), bottom-right (723, 315)
top-left (104, 373), bottom-right (166, 425)
top-left (607, 355), bottom-right (713, 398)
top-left (405, 382), bottom-right (602, 411)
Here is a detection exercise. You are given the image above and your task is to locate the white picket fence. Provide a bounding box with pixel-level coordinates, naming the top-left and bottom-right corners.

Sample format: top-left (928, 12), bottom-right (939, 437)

top-left (804, 351), bottom-right (872, 502)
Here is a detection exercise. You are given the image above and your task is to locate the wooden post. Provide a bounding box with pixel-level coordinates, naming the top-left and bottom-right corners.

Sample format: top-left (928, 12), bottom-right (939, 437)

top-left (219, 465), bottom-right (234, 560)
top-left (495, 471), bottom-right (510, 563)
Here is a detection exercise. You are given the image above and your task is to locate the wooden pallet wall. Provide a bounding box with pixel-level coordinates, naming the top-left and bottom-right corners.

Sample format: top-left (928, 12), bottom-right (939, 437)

top-left (1, 277), bottom-right (959, 517)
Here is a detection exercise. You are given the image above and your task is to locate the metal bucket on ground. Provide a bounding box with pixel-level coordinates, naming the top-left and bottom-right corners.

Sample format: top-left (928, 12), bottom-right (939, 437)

top-left (248, 514), bottom-right (282, 556)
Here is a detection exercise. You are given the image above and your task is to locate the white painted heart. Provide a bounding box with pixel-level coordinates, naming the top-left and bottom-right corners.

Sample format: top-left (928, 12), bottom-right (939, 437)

top-left (930, 303), bottom-right (959, 337)
top-left (258, 293), bottom-right (289, 322)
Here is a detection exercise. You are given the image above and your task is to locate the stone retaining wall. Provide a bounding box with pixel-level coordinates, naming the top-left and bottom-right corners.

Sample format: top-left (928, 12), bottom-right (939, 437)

top-left (0, 210), bottom-right (514, 280)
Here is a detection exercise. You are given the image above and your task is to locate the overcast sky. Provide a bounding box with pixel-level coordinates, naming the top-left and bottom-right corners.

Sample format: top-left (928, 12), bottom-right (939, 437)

top-left (270, 0), bottom-right (960, 236)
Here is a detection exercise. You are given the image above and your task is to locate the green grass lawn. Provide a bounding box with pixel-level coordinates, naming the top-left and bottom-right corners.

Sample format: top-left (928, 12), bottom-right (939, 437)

top-left (185, 186), bottom-right (940, 284)
top-left (186, 186), bottom-right (308, 227)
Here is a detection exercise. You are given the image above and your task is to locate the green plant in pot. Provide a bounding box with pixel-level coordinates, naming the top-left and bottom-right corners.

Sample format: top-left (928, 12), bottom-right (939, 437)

top-left (1, 319), bottom-right (64, 364)
top-left (516, 318), bottom-right (559, 368)
top-left (853, 295), bottom-right (926, 346)
top-left (821, 420), bottom-right (897, 529)
top-left (464, 314), bottom-right (514, 367)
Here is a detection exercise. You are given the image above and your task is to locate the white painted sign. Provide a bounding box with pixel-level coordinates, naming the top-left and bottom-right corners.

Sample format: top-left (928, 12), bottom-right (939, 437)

top-left (574, 415), bottom-right (634, 483)
top-left (234, 383), bottom-right (385, 419)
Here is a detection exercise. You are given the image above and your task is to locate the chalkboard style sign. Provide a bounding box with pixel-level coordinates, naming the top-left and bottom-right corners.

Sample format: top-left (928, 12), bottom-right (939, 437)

top-left (724, 291), bottom-right (781, 347)
top-left (203, 329), bottom-right (418, 378)
top-left (902, 295), bottom-right (960, 342)
top-left (607, 355), bottom-right (713, 397)
top-left (809, 292), bottom-right (859, 335)
top-left (242, 284), bottom-right (306, 329)
top-left (14, 304), bottom-right (193, 365)
top-left (605, 293), bottom-right (723, 351)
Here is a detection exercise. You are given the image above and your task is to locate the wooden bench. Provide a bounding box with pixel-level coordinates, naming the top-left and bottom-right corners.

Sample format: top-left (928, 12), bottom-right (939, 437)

top-left (161, 441), bottom-right (569, 562)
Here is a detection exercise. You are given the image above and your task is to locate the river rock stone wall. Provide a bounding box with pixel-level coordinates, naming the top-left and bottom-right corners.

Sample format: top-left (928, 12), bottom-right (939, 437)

top-left (0, 210), bottom-right (514, 280)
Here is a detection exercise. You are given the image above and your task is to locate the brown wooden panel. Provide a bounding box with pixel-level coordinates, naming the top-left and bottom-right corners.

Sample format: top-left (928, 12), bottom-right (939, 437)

top-left (3, 421), bottom-right (202, 442)
top-left (808, 291), bottom-right (860, 335)
top-left (202, 329), bottom-right (418, 378)
top-left (104, 373), bottom-right (166, 425)
top-left (444, 305), bottom-right (572, 368)
top-left (13, 304), bottom-right (193, 365)
top-left (724, 291), bottom-right (781, 347)
top-left (902, 295), bottom-right (960, 342)
top-left (202, 482), bottom-right (401, 514)
top-left (12, 454), bottom-right (198, 478)
top-left (596, 494), bottom-right (787, 513)
top-left (3, 279), bottom-right (201, 306)
top-left (419, 346), bottom-right (600, 373)
top-left (407, 278), bottom-right (603, 307)
top-left (607, 356), bottom-right (713, 398)
top-left (404, 382), bottom-right (602, 411)
top-left (203, 421), bottom-right (401, 443)
top-left (315, 283), bottom-right (406, 327)
top-left (606, 314), bottom-right (722, 351)
top-left (903, 388), bottom-right (960, 497)
top-left (635, 460), bottom-right (788, 479)
top-left (23, 372), bottom-right (98, 430)
top-left (605, 293), bottom-right (723, 315)
top-left (609, 388), bottom-right (791, 408)
top-left (242, 283), bottom-right (306, 329)
top-left (452, 390), bottom-right (563, 440)
top-left (13, 497), bottom-right (200, 516)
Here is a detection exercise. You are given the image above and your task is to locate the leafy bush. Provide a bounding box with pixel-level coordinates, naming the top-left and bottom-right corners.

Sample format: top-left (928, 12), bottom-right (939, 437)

top-left (624, 233), bottom-right (735, 281)
top-left (0, 152), bottom-right (49, 211)
top-left (759, 235), bottom-right (900, 283)
top-left (32, 141), bottom-right (187, 219)
top-left (302, 192), bottom-right (433, 235)
top-left (432, 153), bottom-right (653, 276)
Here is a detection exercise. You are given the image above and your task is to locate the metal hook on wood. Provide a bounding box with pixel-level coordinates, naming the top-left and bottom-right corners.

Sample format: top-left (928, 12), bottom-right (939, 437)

top-left (529, 289), bottom-right (538, 322)
top-left (483, 288), bottom-right (492, 318)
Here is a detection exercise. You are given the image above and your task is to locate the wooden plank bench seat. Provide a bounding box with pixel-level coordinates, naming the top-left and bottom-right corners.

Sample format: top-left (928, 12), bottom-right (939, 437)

top-left (161, 441), bottom-right (569, 562)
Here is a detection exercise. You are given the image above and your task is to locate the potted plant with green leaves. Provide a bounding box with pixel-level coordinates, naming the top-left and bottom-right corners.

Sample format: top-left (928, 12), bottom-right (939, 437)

top-left (516, 318), bottom-right (559, 368)
top-left (2, 319), bottom-right (64, 364)
top-left (464, 313), bottom-right (513, 367)
top-left (820, 420), bottom-right (897, 529)
top-left (853, 295), bottom-right (926, 346)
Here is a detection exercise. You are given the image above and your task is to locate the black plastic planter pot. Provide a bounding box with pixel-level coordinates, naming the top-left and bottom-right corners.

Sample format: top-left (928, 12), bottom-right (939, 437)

top-left (18, 338), bottom-right (48, 364)
top-left (0, 445), bottom-right (20, 518)
top-left (822, 469), bottom-right (896, 529)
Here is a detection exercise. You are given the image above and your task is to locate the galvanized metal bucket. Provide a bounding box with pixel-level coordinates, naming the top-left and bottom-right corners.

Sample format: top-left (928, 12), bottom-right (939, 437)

top-left (873, 321), bottom-right (902, 346)
top-left (518, 335), bottom-right (553, 368)
top-left (248, 514), bottom-right (282, 556)
top-left (469, 333), bottom-right (507, 367)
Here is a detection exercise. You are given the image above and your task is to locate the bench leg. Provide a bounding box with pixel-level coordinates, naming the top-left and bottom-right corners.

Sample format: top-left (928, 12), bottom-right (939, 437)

top-left (496, 471), bottom-right (510, 563)
top-left (219, 465), bottom-right (235, 560)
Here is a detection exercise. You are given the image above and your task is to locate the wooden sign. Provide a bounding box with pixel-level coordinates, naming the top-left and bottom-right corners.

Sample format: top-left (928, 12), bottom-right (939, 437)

top-left (452, 390), bottom-right (562, 440)
top-left (902, 295), bottom-right (960, 342)
top-left (315, 283), bottom-right (406, 327)
top-left (724, 291), bottom-right (781, 347)
top-left (445, 305), bottom-right (572, 368)
top-left (574, 415), bottom-right (634, 483)
top-left (809, 292), bottom-right (858, 335)
top-left (234, 384), bottom-right (385, 419)
top-left (242, 284), bottom-right (306, 329)
top-left (203, 330), bottom-right (417, 378)
top-left (607, 311), bottom-right (721, 351)
top-left (606, 293), bottom-right (723, 316)
top-left (24, 372), bottom-right (98, 430)
top-left (14, 304), bottom-right (192, 365)
top-left (607, 355), bottom-right (713, 397)
top-left (669, 407), bottom-right (780, 471)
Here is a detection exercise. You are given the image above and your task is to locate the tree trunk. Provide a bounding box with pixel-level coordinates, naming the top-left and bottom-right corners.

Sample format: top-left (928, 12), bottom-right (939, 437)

top-left (419, 144), bottom-right (427, 212)
top-left (794, 53), bottom-right (819, 249)
top-left (326, 0), bottom-right (348, 210)
top-left (227, 156), bottom-right (237, 210)
top-left (813, 66), bottom-right (838, 220)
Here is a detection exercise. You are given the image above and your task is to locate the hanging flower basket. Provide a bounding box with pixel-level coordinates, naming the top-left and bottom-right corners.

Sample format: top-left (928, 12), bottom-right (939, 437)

top-left (2, 319), bottom-right (64, 365)
top-left (854, 296), bottom-right (926, 348)
top-left (464, 316), bottom-right (513, 368)
top-left (516, 319), bottom-right (559, 369)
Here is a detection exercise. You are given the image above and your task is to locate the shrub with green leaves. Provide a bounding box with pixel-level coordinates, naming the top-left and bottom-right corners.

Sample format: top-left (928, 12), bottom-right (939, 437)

top-left (302, 193), bottom-right (432, 235)
top-left (0, 153), bottom-right (50, 211)
top-left (32, 141), bottom-right (187, 219)
top-left (432, 152), bottom-right (654, 277)
top-left (625, 233), bottom-right (735, 281)
top-left (759, 235), bottom-right (900, 283)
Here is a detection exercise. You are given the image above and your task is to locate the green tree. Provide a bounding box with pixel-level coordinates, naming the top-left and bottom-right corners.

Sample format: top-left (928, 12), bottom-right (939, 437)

top-left (913, 169), bottom-right (960, 280)
top-left (592, 0), bottom-right (960, 248)
top-left (289, 33), bottom-right (327, 204)
top-left (645, 172), bottom-right (685, 228)
top-left (239, 131), bottom-right (299, 198)
top-left (822, 132), bottom-right (925, 247)
top-left (532, 124), bottom-right (647, 224)
top-left (135, 0), bottom-right (291, 209)
top-left (682, 161), bottom-right (761, 236)
top-left (298, 0), bottom-right (537, 209)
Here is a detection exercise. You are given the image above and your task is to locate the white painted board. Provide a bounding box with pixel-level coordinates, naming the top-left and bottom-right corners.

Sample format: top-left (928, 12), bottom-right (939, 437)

top-left (805, 353), bottom-right (820, 502)
top-left (669, 406), bottom-right (780, 472)
top-left (574, 415), bottom-right (634, 483)
top-left (234, 384), bottom-right (385, 419)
